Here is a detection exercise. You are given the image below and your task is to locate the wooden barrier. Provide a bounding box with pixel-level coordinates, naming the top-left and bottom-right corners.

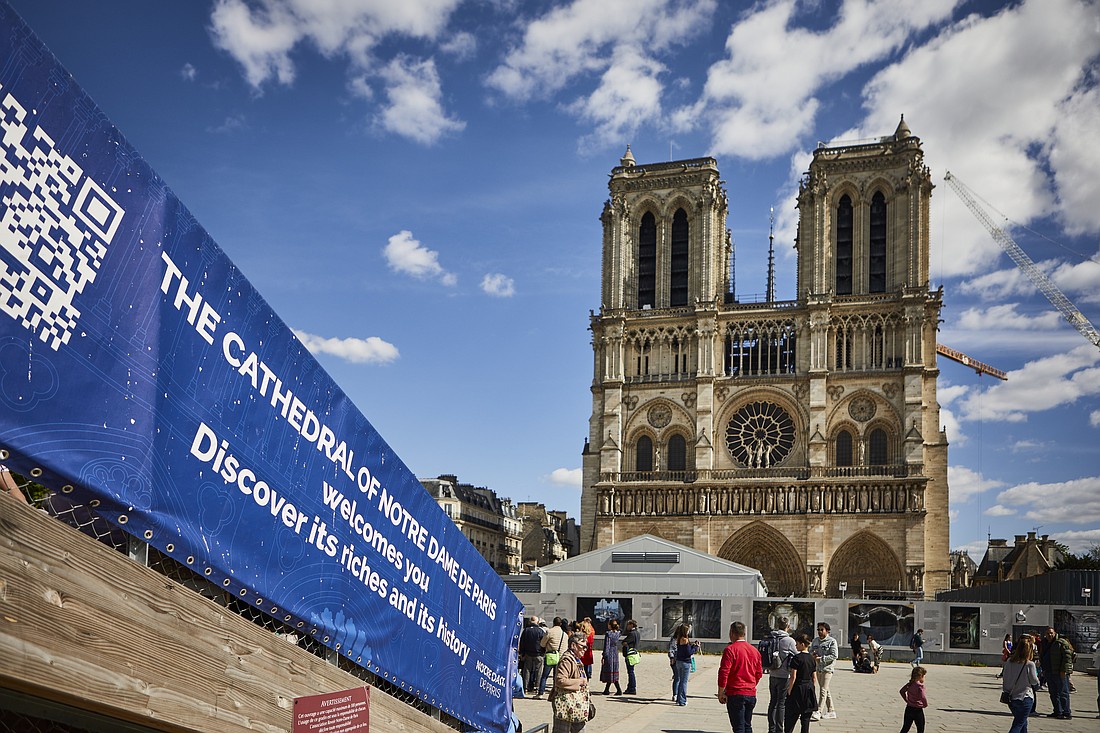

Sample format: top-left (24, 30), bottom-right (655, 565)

top-left (0, 497), bottom-right (453, 733)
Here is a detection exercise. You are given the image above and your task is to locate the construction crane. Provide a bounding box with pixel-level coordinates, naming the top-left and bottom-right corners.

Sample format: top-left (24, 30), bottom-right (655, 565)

top-left (944, 171), bottom-right (1100, 350)
top-left (936, 343), bottom-right (1007, 380)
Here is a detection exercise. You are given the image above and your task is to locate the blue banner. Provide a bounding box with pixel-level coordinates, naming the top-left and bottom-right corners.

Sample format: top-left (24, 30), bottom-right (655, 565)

top-left (0, 5), bottom-right (521, 731)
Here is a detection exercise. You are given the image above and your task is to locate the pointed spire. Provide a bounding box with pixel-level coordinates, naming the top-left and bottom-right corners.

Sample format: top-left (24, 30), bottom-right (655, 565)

top-left (620, 145), bottom-right (636, 167)
top-left (894, 114), bottom-right (911, 140)
top-left (766, 207), bottom-right (776, 303)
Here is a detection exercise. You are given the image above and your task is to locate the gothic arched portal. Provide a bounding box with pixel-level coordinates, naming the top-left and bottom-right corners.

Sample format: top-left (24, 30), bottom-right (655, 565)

top-left (826, 531), bottom-right (904, 597)
top-left (718, 522), bottom-right (805, 597)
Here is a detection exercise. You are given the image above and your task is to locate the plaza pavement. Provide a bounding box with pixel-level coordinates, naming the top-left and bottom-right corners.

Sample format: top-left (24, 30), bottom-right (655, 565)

top-left (513, 652), bottom-right (1099, 733)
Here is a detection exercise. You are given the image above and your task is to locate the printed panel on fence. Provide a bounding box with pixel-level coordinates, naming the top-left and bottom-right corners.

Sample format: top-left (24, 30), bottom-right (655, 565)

top-left (0, 5), bottom-right (521, 732)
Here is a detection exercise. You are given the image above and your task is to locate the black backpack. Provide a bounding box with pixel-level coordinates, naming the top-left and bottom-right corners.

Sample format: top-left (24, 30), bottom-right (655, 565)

top-left (758, 635), bottom-right (780, 670)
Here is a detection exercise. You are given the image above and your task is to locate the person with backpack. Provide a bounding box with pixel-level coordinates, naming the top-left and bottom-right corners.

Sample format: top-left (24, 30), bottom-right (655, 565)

top-left (761, 617), bottom-right (798, 733)
top-left (910, 628), bottom-right (925, 667)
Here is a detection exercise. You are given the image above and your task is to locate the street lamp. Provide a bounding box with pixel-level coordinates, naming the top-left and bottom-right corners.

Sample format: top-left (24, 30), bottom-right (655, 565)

top-left (839, 581), bottom-right (848, 600)
top-left (1083, 588), bottom-right (1092, 606)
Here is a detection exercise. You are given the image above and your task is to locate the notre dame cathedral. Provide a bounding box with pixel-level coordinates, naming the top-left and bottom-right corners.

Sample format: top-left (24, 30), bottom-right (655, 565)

top-left (580, 118), bottom-right (950, 598)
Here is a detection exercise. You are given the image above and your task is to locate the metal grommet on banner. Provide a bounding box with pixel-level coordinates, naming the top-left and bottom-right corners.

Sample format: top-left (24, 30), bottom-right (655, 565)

top-left (61, 485), bottom-right (73, 493)
top-left (143, 530), bottom-right (153, 539)
top-left (222, 579), bottom-right (231, 587)
top-left (270, 606), bottom-right (277, 614)
top-left (203, 568), bottom-right (212, 576)
top-left (255, 598), bottom-right (263, 606)
top-left (335, 643), bottom-right (341, 651)
top-left (296, 621), bottom-right (304, 628)
top-left (240, 589), bottom-right (248, 597)
top-left (323, 635), bottom-right (330, 643)
top-left (117, 515), bottom-right (128, 524)
top-left (283, 614), bottom-right (292, 622)
top-left (29, 467), bottom-right (42, 477)
top-left (0, 450), bottom-right (8, 460)
top-left (165, 544), bottom-right (174, 553)
top-left (186, 556), bottom-right (195, 564)
top-left (89, 499), bottom-right (100, 508)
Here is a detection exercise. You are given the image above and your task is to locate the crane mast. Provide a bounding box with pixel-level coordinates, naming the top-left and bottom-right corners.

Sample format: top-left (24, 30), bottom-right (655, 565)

top-left (944, 172), bottom-right (1100, 350)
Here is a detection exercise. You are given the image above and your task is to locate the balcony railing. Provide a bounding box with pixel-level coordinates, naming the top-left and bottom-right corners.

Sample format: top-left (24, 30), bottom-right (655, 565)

top-left (595, 480), bottom-right (926, 517)
top-left (602, 464), bottom-right (921, 483)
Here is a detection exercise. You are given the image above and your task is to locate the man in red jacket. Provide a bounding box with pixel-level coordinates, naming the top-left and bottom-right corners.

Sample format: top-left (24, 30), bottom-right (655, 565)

top-left (718, 621), bottom-right (764, 733)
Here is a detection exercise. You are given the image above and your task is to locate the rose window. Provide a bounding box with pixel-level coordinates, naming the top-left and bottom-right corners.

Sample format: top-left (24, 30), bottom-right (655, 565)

top-left (725, 401), bottom-right (795, 468)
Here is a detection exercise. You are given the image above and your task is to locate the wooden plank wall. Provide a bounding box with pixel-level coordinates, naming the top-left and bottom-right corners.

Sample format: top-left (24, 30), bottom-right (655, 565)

top-left (0, 497), bottom-right (454, 733)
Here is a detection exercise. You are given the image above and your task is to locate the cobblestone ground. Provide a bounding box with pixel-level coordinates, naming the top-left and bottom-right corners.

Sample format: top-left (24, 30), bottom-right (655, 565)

top-left (513, 652), bottom-right (1100, 733)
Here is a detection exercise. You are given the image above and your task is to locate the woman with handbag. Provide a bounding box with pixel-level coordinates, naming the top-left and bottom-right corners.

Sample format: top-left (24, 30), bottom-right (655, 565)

top-left (550, 632), bottom-right (592, 733)
top-left (1002, 634), bottom-right (1039, 733)
top-left (622, 619), bottom-right (640, 695)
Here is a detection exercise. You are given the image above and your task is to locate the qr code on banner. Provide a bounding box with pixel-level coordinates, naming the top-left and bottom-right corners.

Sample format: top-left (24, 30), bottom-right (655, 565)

top-left (0, 87), bottom-right (124, 350)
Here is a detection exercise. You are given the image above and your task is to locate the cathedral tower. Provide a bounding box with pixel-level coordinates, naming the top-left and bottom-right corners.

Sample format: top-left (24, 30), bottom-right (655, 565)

top-left (581, 120), bottom-right (950, 597)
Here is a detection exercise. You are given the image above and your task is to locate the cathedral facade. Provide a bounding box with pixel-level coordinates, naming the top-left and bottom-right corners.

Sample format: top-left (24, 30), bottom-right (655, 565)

top-left (580, 119), bottom-right (950, 598)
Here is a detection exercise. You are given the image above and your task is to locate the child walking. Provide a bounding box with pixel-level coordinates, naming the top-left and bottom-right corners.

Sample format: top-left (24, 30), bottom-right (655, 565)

top-left (899, 666), bottom-right (928, 733)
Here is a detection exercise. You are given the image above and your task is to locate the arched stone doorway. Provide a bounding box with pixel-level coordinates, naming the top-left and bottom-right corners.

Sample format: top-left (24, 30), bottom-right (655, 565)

top-left (718, 522), bottom-right (805, 596)
top-left (826, 531), bottom-right (904, 597)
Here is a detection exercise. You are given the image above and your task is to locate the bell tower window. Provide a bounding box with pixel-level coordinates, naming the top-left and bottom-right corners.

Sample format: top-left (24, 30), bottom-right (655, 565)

top-left (670, 208), bottom-right (689, 306)
top-left (638, 212), bottom-right (656, 308)
top-left (836, 195), bottom-right (853, 295)
top-left (869, 191), bottom-right (887, 293)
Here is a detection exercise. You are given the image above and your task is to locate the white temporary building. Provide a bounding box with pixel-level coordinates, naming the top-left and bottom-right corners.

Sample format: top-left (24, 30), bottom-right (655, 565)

top-left (536, 534), bottom-right (767, 597)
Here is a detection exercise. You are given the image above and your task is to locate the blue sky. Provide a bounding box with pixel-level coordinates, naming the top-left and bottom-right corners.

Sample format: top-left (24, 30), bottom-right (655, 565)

top-left (8, 0), bottom-right (1099, 558)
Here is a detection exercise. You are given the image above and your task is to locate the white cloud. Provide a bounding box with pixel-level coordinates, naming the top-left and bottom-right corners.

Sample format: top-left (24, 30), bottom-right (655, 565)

top-left (948, 464), bottom-right (1003, 504)
top-left (950, 539), bottom-right (987, 556)
top-left (936, 383), bottom-right (968, 444)
top-left (1050, 527), bottom-right (1100, 554)
top-left (570, 45), bottom-right (666, 151)
top-left (481, 273), bottom-right (515, 297)
top-left (294, 329), bottom-right (399, 364)
top-left (208, 0), bottom-right (464, 139)
top-left (439, 30), bottom-right (476, 60)
top-left (958, 266), bottom-right (1034, 302)
top-left (487, 0), bottom-right (713, 147)
top-left (375, 56), bottom-right (465, 145)
top-left (487, 0), bottom-right (714, 101)
top-left (1050, 256), bottom-right (1100, 305)
top-left (206, 114), bottom-right (247, 135)
top-left (994, 475), bottom-right (1100, 526)
top-left (181, 62), bottom-right (197, 81)
top-left (984, 504), bottom-right (1015, 517)
top-left (956, 344), bottom-right (1100, 422)
top-left (1049, 84), bottom-right (1100, 236)
top-left (857, 0), bottom-right (1100, 277)
top-left (955, 304), bottom-right (1061, 332)
top-left (383, 230), bottom-right (457, 285)
top-left (1090, 410), bottom-right (1100, 428)
top-left (548, 468), bottom-right (582, 487)
top-left (681, 0), bottom-right (959, 160)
